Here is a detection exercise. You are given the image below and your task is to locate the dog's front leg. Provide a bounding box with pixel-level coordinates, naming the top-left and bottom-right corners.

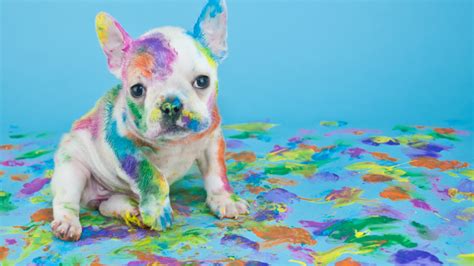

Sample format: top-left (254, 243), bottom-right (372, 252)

top-left (51, 157), bottom-right (89, 241)
top-left (197, 130), bottom-right (249, 218)
top-left (132, 158), bottom-right (173, 231)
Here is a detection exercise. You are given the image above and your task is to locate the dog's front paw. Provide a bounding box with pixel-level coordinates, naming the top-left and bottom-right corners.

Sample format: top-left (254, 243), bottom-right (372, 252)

top-left (51, 216), bottom-right (82, 241)
top-left (139, 197), bottom-right (173, 231)
top-left (207, 192), bottom-right (249, 219)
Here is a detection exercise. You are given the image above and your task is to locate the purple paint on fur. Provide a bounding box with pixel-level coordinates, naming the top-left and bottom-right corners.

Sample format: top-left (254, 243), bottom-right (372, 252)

top-left (121, 155), bottom-right (138, 178)
top-left (131, 33), bottom-right (177, 80)
top-left (19, 178), bottom-right (49, 195)
top-left (392, 249), bottom-right (442, 265)
top-left (221, 234), bottom-right (259, 250)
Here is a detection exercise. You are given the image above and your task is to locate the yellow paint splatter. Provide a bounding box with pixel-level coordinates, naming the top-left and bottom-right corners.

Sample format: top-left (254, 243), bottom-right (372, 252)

top-left (311, 244), bottom-right (368, 266)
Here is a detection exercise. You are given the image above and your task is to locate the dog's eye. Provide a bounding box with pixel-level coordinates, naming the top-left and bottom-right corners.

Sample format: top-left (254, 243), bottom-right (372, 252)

top-left (130, 83), bottom-right (146, 98)
top-left (193, 75), bottom-right (210, 90)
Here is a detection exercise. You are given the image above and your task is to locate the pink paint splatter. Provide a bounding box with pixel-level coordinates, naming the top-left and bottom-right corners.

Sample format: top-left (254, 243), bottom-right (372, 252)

top-left (1, 160), bottom-right (25, 167)
top-left (410, 199), bottom-right (436, 212)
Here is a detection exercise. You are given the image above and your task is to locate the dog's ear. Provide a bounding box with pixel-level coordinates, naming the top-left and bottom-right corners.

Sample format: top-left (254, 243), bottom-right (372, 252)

top-left (95, 12), bottom-right (131, 78)
top-left (193, 0), bottom-right (228, 63)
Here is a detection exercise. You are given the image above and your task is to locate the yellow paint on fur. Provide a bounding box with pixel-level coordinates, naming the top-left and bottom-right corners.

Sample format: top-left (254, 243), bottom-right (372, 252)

top-left (96, 12), bottom-right (111, 45)
top-left (150, 108), bottom-right (162, 123)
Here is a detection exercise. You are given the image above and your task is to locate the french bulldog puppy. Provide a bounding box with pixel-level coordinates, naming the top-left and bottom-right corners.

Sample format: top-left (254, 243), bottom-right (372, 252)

top-left (51, 0), bottom-right (248, 241)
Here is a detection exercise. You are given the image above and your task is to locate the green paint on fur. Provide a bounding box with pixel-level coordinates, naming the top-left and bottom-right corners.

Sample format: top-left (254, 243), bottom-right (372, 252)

top-left (127, 99), bottom-right (147, 132)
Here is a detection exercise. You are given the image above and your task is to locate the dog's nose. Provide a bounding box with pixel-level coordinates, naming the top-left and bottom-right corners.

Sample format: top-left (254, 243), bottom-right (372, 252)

top-left (160, 97), bottom-right (183, 120)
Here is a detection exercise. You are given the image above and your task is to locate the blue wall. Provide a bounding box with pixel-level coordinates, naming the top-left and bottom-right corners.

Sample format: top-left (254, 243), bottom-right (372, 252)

top-left (1, 0), bottom-right (472, 139)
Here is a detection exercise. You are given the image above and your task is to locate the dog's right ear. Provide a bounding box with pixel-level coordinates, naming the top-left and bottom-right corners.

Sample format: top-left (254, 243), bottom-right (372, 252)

top-left (95, 12), bottom-right (131, 78)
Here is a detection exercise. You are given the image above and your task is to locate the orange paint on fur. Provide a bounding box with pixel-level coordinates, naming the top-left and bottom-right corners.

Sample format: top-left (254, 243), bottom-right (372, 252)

top-left (131, 53), bottom-right (155, 79)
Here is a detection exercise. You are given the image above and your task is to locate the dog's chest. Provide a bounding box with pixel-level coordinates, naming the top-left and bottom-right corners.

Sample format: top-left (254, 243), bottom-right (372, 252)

top-left (146, 138), bottom-right (209, 184)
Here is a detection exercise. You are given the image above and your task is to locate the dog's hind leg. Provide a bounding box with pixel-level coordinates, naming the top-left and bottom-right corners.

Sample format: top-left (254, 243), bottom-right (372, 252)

top-left (51, 158), bottom-right (89, 241)
top-left (99, 194), bottom-right (138, 216)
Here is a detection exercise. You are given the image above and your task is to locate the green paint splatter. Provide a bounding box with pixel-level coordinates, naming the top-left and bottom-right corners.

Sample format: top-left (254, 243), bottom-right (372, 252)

top-left (15, 149), bottom-right (52, 160)
top-left (429, 131), bottom-right (459, 141)
top-left (223, 122), bottom-right (277, 132)
top-left (393, 125), bottom-right (417, 133)
top-left (0, 191), bottom-right (16, 212)
top-left (264, 162), bottom-right (317, 177)
top-left (325, 216), bottom-right (399, 240)
top-left (320, 121), bottom-right (348, 127)
top-left (227, 161), bottom-right (248, 175)
top-left (351, 234), bottom-right (417, 251)
top-left (410, 221), bottom-right (437, 240)
top-left (9, 134), bottom-right (28, 139)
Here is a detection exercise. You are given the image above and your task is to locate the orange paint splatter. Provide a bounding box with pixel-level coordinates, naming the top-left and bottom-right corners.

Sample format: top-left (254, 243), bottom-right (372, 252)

top-left (10, 174), bottom-right (29, 181)
top-left (131, 53), bottom-right (155, 79)
top-left (298, 144), bottom-right (321, 152)
top-left (380, 186), bottom-right (410, 201)
top-left (251, 225), bottom-right (316, 248)
top-left (370, 152), bottom-right (397, 162)
top-left (0, 144), bottom-right (16, 150)
top-left (129, 251), bottom-right (157, 262)
top-left (410, 157), bottom-right (469, 171)
top-left (226, 260), bottom-right (246, 266)
top-left (30, 208), bottom-right (53, 222)
top-left (362, 174), bottom-right (393, 183)
top-left (267, 177), bottom-right (298, 186)
top-left (0, 170), bottom-right (4, 177)
top-left (336, 257), bottom-right (361, 266)
top-left (0, 246), bottom-right (8, 260)
top-left (90, 256), bottom-right (105, 266)
top-left (246, 185), bottom-right (266, 194)
top-left (226, 151), bottom-right (256, 163)
top-left (434, 128), bottom-right (455, 135)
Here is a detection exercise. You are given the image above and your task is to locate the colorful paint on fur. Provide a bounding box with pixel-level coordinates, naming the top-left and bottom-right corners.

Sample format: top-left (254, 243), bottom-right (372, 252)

top-left (128, 33), bottom-right (177, 81)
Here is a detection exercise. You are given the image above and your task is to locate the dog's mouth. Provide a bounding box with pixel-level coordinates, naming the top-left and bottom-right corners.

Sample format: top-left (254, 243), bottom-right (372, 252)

top-left (162, 124), bottom-right (188, 135)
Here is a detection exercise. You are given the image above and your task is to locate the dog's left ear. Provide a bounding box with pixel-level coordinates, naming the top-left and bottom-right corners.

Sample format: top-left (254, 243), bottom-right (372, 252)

top-left (95, 12), bottom-right (131, 78)
top-left (193, 0), bottom-right (228, 63)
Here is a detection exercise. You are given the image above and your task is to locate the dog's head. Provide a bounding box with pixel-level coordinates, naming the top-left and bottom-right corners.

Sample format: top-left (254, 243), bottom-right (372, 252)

top-left (96, 0), bottom-right (227, 142)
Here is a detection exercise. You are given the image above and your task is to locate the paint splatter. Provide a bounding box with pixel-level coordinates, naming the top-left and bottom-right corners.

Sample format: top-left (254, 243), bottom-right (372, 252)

top-left (392, 249), bottom-right (442, 265)
top-left (0, 120), bottom-right (471, 264)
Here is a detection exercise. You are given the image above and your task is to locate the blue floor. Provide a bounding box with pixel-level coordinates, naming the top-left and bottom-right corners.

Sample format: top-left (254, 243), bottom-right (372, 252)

top-left (0, 120), bottom-right (473, 265)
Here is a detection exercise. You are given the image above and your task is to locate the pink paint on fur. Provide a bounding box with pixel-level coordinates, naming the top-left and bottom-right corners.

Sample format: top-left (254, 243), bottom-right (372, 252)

top-left (73, 109), bottom-right (102, 138)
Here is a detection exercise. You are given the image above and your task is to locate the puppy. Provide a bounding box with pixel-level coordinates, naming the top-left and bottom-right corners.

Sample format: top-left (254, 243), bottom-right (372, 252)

top-left (51, 0), bottom-right (248, 241)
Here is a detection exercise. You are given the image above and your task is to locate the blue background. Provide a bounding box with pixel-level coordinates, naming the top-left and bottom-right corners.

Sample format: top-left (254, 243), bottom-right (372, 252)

top-left (1, 0), bottom-right (472, 139)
